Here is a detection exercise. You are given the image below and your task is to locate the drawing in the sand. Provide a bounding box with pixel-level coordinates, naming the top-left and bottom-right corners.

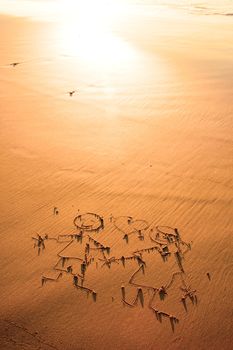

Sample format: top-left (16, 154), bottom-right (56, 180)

top-left (32, 212), bottom-right (197, 330)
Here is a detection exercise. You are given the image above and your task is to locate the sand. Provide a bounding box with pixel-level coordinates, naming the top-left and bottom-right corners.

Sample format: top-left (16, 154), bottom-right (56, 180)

top-left (0, 3), bottom-right (233, 350)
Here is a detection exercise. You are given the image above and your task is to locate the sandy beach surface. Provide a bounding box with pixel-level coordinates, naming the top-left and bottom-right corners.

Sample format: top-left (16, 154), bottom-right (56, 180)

top-left (0, 1), bottom-right (233, 349)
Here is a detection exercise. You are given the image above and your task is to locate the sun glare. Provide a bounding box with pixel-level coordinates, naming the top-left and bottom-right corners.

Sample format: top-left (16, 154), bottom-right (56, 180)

top-left (58, 0), bottom-right (136, 66)
top-left (59, 0), bottom-right (120, 29)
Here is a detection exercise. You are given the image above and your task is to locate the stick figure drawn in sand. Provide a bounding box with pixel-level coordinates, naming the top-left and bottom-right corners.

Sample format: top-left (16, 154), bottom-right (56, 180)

top-left (33, 212), bottom-right (197, 329)
top-left (119, 224), bottom-right (196, 329)
top-left (34, 212), bottom-right (107, 298)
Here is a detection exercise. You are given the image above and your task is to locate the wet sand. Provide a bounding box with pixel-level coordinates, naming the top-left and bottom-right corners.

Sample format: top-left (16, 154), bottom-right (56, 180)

top-left (0, 5), bottom-right (233, 350)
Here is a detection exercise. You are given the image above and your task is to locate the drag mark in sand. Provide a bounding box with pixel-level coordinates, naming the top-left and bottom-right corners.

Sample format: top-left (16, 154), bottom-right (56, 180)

top-left (1, 319), bottom-right (58, 350)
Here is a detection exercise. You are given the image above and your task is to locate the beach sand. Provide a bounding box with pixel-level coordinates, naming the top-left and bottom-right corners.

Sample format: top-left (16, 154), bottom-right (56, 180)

top-left (0, 4), bottom-right (233, 350)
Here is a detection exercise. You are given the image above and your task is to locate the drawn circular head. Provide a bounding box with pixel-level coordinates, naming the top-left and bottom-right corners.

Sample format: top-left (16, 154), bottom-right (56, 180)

top-left (154, 226), bottom-right (179, 242)
top-left (113, 216), bottom-right (149, 235)
top-left (74, 213), bottom-right (104, 232)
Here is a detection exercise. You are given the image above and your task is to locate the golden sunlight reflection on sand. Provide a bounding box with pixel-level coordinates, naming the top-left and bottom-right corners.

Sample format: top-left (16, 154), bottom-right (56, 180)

top-left (56, 0), bottom-right (138, 69)
top-left (58, 23), bottom-right (138, 67)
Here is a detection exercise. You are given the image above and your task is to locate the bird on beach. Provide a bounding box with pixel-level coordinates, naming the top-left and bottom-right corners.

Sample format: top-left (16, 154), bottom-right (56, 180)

top-left (68, 90), bottom-right (77, 97)
top-left (8, 58), bottom-right (45, 68)
top-left (10, 62), bottom-right (21, 67)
